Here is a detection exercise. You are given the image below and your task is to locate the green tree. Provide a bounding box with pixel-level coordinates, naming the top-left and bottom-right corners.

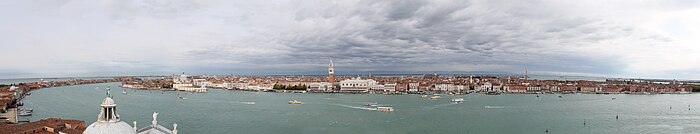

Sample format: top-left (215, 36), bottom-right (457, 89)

top-left (161, 84), bottom-right (173, 89)
top-left (273, 84), bottom-right (283, 90)
top-left (690, 85), bottom-right (700, 92)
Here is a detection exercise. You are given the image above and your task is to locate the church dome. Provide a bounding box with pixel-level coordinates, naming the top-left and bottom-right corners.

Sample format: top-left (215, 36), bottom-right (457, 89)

top-left (84, 95), bottom-right (136, 134)
top-left (84, 121), bottom-right (137, 134)
top-left (101, 97), bottom-right (115, 106)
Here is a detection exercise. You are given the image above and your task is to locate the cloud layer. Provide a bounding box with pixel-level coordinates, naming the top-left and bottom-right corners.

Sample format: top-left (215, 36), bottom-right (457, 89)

top-left (1, 0), bottom-right (699, 79)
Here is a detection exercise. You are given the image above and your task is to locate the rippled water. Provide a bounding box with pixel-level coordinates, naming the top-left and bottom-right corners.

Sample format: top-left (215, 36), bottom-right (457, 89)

top-left (22, 82), bottom-right (700, 134)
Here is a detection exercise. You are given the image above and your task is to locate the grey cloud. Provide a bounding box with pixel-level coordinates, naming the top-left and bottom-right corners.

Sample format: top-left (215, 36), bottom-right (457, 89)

top-left (198, 0), bottom-right (655, 75)
top-left (2, 0), bottom-right (698, 79)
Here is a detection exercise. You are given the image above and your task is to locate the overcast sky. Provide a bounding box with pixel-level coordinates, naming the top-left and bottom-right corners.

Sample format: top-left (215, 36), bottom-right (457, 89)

top-left (1, 0), bottom-right (699, 79)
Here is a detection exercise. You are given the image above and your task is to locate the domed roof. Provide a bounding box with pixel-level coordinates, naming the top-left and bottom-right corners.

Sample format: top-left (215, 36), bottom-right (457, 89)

top-left (101, 97), bottom-right (115, 106)
top-left (83, 121), bottom-right (137, 134)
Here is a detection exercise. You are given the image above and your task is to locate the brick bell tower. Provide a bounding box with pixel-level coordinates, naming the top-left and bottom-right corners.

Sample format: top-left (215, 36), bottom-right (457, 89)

top-left (328, 59), bottom-right (334, 85)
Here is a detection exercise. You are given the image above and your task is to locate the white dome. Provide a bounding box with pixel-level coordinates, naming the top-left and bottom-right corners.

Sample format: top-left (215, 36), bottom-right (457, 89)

top-left (101, 97), bottom-right (115, 106)
top-left (83, 121), bottom-right (137, 134)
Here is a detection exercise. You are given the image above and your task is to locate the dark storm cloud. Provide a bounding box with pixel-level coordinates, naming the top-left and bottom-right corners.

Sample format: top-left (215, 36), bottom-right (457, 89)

top-left (184, 0), bottom-right (670, 76)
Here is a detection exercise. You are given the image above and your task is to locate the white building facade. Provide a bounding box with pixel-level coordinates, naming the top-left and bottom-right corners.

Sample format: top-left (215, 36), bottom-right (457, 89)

top-left (340, 77), bottom-right (378, 93)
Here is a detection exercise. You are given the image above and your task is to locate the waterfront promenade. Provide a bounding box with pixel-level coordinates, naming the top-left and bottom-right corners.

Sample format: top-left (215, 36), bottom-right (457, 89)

top-left (120, 74), bottom-right (698, 95)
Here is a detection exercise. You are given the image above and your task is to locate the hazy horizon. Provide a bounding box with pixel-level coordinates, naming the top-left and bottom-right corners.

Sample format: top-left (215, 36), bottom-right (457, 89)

top-left (2, 0), bottom-right (699, 80)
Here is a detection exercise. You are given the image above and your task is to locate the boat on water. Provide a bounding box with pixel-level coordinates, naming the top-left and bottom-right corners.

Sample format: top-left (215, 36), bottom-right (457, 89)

top-left (430, 96), bottom-right (442, 99)
top-left (288, 100), bottom-right (303, 104)
top-left (420, 95), bottom-right (429, 98)
top-left (485, 91), bottom-right (501, 95)
top-left (612, 97), bottom-right (616, 100)
top-left (178, 96), bottom-right (187, 100)
top-left (364, 102), bottom-right (378, 106)
top-left (19, 108), bottom-right (32, 112)
top-left (19, 111), bottom-right (32, 116)
top-left (242, 102), bottom-right (256, 105)
top-left (377, 106), bottom-right (394, 112)
top-left (558, 95), bottom-right (563, 98)
top-left (452, 98), bottom-right (464, 102)
top-left (122, 90), bottom-right (127, 95)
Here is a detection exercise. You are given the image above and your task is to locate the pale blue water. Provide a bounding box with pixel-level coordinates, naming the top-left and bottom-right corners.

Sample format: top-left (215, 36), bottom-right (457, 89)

top-left (21, 83), bottom-right (700, 133)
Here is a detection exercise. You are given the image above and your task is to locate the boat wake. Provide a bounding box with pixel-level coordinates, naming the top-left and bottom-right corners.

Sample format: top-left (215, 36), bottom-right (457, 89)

top-left (484, 106), bottom-right (505, 109)
top-left (430, 102), bottom-right (460, 109)
top-left (335, 104), bottom-right (377, 111)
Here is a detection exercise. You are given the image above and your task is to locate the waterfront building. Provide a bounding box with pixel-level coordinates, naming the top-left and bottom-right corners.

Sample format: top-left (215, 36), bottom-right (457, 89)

top-left (173, 83), bottom-right (207, 92)
top-left (244, 85), bottom-right (269, 91)
top-left (121, 82), bottom-right (147, 89)
top-left (172, 73), bottom-right (208, 92)
top-left (395, 83), bottom-right (408, 92)
top-left (431, 84), bottom-right (462, 92)
top-left (580, 86), bottom-right (601, 93)
top-left (408, 83), bottom-right (419, 92)
top-left (419, 84), bottom-right (430, 92)
top-left (434, 84), bottom-right (450, 91)
top-left (370, 84), bottom-right (385, 92)
top-left (545, 85), bottom-right (560, 92)
top-left (526, 86), bottom-right (542, 92)
top-left (340, 77), bottom-right (378, 93)
top-left (493, 84), bottom-right (502, 92)
top-left (222, 82), bottom-right (234, 89)
top-left (193, 79), bottom-right (210, 87)
top-left (309, 82), bottom-right (330, 91)
top-left (481, 82), bottom-right (493, 92)
top-left (228, 83), bottom-right (249, 90)
top-left (384, 83), bottom-right (396, 92)
top-left (172, 72), bottom-right (191, 84)
top-left (449, 84), bottom-right (465, 92)
top-left (508, 85), bottom-right (527, 93)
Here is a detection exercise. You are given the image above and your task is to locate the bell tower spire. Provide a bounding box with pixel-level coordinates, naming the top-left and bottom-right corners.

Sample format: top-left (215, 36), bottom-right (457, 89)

top-left (328, 58), bottom-right (334, 90)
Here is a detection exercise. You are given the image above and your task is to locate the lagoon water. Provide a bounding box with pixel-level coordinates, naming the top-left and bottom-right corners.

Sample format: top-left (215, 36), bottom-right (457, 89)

top-left (22, 83), bottom-right (700, 134)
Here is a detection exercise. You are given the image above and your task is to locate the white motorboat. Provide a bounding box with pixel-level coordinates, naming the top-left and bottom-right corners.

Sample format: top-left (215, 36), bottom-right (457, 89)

top-left (377, 107), bottom-right (394, 112)
top-left (288, 100), bottom-right (303, 104)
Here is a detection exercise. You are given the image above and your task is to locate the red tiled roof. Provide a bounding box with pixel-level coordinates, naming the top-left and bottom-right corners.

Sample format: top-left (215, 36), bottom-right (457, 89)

top-left (0, 118), bottom-right (85, 134)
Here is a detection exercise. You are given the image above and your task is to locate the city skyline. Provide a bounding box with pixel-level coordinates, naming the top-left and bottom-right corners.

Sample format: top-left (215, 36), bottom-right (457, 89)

top-left (2, 0), bottom-right (700, 79)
